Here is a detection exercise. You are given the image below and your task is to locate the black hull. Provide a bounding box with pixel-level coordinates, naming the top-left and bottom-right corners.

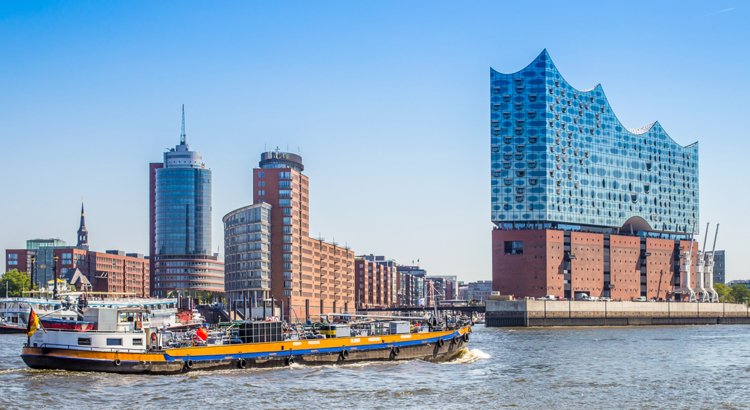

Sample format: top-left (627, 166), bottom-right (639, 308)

top-left (22, 338), bottom-right (470, 375)
top-left (0, 325), bottom-right (26, 334)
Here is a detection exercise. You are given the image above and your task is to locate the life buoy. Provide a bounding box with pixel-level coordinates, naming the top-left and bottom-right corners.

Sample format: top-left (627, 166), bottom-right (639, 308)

top-left (340, 349), bottom-right (349, 360)
top-left (391, 346), bottom-right (400, 357)
top-left (238, 358), bottom-right (247, 369)
top-left (463, 333), bottom-right (470, 342)
top-left (185, 359), bottom-right (194, 369)
top-left (437, 338), bottom-right (445, 348)
top-left (114, 359), bottom-right (121, 366)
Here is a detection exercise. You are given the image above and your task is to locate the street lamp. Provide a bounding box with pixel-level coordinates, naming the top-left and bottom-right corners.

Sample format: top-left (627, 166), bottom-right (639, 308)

top-left (52, 256), bottom-right (59, 299)
top-left (30, 256), bottom-right (36, 294)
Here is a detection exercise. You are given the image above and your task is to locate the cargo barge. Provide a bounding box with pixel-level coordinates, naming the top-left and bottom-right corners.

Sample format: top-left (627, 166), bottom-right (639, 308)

top-left (21, 305), bottom-right (472, 374)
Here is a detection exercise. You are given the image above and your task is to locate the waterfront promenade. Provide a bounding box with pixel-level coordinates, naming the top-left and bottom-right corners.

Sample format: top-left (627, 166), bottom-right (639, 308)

top-left (487, 300), bottom-right (750, 327)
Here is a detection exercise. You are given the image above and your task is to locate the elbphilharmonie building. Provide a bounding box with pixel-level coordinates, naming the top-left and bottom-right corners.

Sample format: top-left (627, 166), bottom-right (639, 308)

top-left (491, 51), bottom-right (702, 301)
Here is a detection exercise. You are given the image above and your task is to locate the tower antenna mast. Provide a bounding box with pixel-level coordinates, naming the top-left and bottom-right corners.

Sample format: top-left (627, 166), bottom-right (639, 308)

top-left (180, 104), bottom-right (186, 145)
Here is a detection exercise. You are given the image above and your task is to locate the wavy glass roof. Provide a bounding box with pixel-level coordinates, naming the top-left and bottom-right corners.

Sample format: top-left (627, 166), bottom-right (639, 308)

top-left (490, 50), bottom-right (699, 234)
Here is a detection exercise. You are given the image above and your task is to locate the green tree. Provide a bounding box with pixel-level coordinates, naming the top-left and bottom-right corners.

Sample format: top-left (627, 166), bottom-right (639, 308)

top-left (714, 283), bottom-right (731, 302)
top-left (729, 284), bottom-right (750, 306)
top-left (0, 270), bottom-right (35, 297)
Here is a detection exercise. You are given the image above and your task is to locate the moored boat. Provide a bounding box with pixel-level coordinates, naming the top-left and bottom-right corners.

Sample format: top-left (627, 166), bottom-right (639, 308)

top-left (0, 321), bottom-right (26, 334)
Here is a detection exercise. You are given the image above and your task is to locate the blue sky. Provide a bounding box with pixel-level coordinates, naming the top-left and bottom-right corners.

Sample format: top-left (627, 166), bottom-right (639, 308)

top-left (1, 1), bottom-right (747, 282)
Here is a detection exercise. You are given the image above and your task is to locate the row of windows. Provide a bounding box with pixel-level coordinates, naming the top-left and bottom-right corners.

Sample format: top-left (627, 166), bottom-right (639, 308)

top-left (489, 53), bottom-right (699, 233)
top-left (154, 282), bottom-right (224, 289)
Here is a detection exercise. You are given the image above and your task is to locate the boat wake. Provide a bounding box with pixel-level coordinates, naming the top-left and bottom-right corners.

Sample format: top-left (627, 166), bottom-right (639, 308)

top-left (444, 348), bottom-right (491, 365)
top-left (0, 368), bottom-right (32, 375)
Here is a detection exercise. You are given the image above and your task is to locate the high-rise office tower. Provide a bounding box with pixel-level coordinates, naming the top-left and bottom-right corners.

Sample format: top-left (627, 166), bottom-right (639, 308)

top-left (253, 149), bottom-right (354, 321)
top-left (150, 106), bottom-right (224, 298)
top-left (223, 202), bottom-right (272, 316)
top-left (491, 51), bottom-right (700, 301)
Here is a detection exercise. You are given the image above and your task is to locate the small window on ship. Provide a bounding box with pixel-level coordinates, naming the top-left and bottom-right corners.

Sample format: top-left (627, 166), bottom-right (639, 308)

top-left (78, 338), bottom-right (91, 346)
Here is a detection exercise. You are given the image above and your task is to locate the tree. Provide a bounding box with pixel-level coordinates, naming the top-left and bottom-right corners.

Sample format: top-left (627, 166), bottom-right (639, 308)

top-left (0, 270), bottom-right (35, 297)
top-left (714, 283), bottom-right (730, 302)
top-left (729, 284), bottom-right (750, 306)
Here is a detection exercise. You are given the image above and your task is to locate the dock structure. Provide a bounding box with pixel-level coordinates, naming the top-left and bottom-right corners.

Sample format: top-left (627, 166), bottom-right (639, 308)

top-left (486, 300), bottom-right (750, 327)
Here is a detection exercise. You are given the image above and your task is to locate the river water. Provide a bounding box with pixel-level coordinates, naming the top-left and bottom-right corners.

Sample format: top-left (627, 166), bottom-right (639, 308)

top-left (1, 325), bottom-right (749, 409)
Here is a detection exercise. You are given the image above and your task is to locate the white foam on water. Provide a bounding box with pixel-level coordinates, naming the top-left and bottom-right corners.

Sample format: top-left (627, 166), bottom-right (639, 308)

top-left (444, 348), bottom-right (491, 365)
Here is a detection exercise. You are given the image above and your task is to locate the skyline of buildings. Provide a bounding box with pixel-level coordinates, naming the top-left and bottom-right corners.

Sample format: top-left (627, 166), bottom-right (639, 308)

top-left (491, 51), bottom-right (714, 301)
top-left (3, 48), bottom-right (730, 299)
top-left (5, 206), bottom-right (151, 297)
top-left (2, 124), bottom-right (465, 310)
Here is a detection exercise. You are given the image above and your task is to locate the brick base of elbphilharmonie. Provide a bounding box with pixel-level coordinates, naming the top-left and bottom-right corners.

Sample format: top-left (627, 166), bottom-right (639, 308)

top-left (492, 229), bottom-right (702, 301)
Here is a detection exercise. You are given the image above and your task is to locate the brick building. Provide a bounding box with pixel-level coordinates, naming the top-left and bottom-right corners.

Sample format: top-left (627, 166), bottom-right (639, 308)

top-left (493, 229), bottom-right (698, 301)
top-left (355, 256), bottom-right (398, 308)
top-left (5, 204), bottom-right (150, 297)
top-left (253, 149), bottom-right (354, 321)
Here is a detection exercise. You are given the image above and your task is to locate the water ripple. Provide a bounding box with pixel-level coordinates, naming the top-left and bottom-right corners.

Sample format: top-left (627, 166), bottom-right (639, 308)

top-left (1, 326), bottom-right (750, 408)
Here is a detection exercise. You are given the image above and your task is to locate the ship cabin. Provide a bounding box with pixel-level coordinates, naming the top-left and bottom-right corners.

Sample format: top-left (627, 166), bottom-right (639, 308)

top-left (29, 305), bottom-right (176, 353)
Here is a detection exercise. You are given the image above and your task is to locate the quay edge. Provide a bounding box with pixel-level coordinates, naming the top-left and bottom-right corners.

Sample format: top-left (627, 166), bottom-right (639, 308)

top-left (486, 300), bottom-right (750, 327)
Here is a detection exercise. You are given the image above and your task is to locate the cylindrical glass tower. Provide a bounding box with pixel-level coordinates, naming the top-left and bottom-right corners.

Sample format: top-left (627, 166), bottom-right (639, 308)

top-left (152, 134), bottom-right (224, 297)
top-left (155, 165), bottom-right (212, 256)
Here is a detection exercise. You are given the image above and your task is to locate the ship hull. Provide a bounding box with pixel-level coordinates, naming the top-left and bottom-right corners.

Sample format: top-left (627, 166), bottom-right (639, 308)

top-left (21, 327), bottom-right (471, 374)
top-left (0, 325), bottom-right (26, 334)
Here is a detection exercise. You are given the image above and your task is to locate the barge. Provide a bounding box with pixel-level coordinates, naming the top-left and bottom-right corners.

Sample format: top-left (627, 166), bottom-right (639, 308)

top-left (21, 304), bottom-right (472, 374)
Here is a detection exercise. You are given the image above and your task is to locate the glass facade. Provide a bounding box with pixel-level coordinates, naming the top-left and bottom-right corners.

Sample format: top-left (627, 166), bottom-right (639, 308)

top-left (151, 130), bottom-right (224, 296)
top-left (491, 50), bottom-right (699, 235)
top-left (223, 203), bottom-right (272, 303)
top-left (155, 160), bottom-right (212, 256)
top-left (712, 250), bottom-right (725, 285)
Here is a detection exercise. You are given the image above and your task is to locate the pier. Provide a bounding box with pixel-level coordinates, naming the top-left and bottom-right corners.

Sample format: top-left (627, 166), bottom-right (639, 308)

top-left (486, 300), bottom-right (750, 327)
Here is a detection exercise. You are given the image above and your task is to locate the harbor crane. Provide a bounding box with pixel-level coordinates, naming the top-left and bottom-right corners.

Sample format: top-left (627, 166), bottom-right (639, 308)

top-left (704, 224), bottom-right (720, 303)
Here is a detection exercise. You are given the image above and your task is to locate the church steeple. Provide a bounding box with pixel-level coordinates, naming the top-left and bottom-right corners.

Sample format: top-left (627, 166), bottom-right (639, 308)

top-left (77, 202), bottom-right (89, 250)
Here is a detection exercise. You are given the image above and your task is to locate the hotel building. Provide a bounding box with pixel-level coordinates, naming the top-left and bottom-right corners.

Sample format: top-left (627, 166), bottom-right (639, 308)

top-left (491, 51), bottom-right (700, 301)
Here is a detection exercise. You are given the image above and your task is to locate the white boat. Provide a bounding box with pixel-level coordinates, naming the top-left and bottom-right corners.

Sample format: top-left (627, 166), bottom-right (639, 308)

top-left (0, 290), bottom-right (180, 334)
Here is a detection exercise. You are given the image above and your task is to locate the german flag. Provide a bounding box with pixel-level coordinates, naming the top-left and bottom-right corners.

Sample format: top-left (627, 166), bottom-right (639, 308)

top-left (27, 308), bottom-right (40, 337)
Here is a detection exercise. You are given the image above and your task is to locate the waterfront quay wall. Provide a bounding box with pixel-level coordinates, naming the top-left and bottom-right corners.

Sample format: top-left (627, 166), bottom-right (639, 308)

top-left (485, 300), bottom-right (750, 327)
